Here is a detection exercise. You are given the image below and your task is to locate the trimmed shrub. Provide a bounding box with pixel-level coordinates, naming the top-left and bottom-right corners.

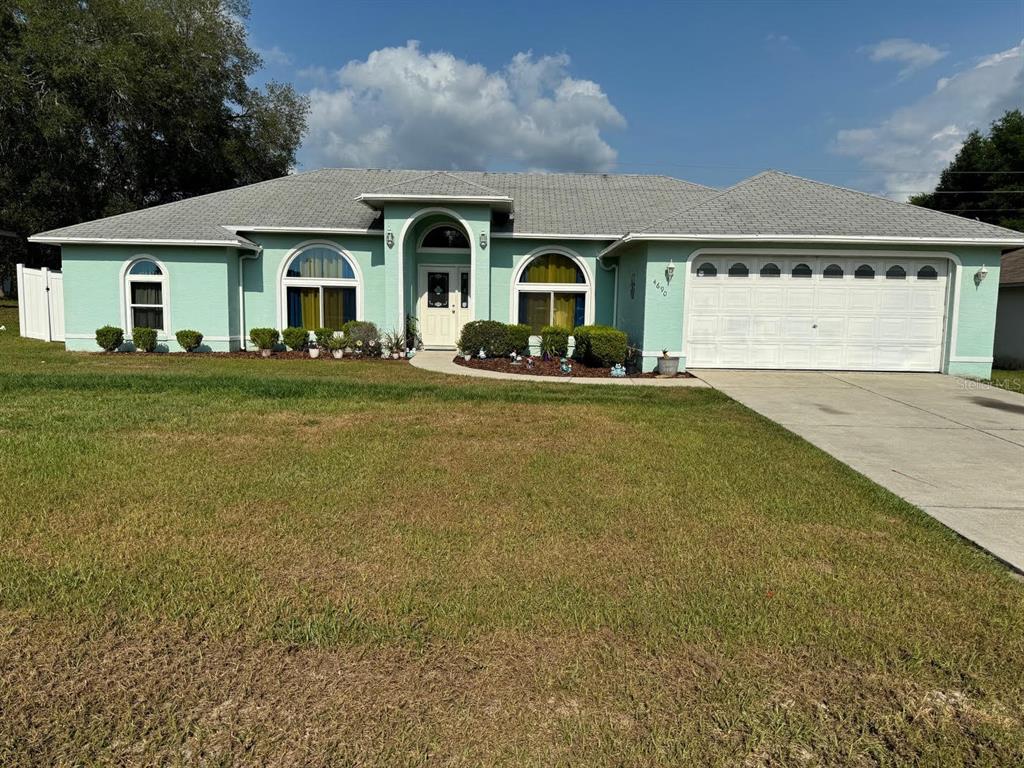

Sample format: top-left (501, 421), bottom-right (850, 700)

top-left (572, 325), bottom-right (628, 367)
top-left (506, 324), bottom-right (532, 355)
top-left (540, 325), bottom-right (570, 358)
top-left (458, 320), bottom-right (511, 357)
top-left (282, 327), bottom-right (309, 351)
top-left (313, 327), bottom-right (335, 350)
top-left (132, 327), bottom-right (158, 353)
top-left (341, 320), bottom-right (380, 349)
top-left (249, 327), bottom-right (279, 350)
top-left (175, 329), bottom-right (204, 352)
top-left (95, 325), bottom-right (124, 352)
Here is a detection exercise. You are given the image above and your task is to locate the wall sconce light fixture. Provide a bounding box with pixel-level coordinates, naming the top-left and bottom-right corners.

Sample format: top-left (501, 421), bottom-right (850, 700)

top-left (386, 230), bottom-right (395, 249)
top-left (665, 259), bottom-right (676, 283)
top-left (479, 232), bottom-right (488, 250)
top-left (975, 264), bottom-right (989, 286)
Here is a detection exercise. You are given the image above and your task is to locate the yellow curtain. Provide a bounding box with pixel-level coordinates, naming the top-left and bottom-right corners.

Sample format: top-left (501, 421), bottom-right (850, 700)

top-left (519, 293), bottom-right (551, 334)
top-left (299, 288), bottom-right (320, 330)
top-left (524, 254), bottom-right (580, 283)
top-left (552, 293), bottom-right (576, 327)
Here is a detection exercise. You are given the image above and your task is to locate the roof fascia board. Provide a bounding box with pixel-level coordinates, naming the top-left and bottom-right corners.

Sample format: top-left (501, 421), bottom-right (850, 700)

top-left (490, 232), bottom-right (618, 241)
top-left (599, 232), bottom-right (1024, 257)
top-left (28, 235), bottom-right (259, 250)
top-left (355, 193), bottom-right (514, 212)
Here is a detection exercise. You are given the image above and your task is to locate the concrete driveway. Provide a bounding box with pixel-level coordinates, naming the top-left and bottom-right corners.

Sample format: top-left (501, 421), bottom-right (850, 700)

top-left (695, 370), bottom-right (1024, 572)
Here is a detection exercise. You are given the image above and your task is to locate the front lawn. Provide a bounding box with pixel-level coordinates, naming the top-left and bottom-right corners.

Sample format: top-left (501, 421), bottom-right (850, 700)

top-left (990, 368), bottom-right (1024, 394)
top-left (1, 300), bottom-right (1023, 766)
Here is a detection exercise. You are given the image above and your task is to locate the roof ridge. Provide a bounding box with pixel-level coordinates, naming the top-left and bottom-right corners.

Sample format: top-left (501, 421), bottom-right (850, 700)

top-left (635, 170), bottom-right (769, 233)
top-left (764, 169), bottom-right (1024, 238)
top-left (368, 170), bottom-right (448, 192)
top-left (435, 171), bottom-right (503, 195)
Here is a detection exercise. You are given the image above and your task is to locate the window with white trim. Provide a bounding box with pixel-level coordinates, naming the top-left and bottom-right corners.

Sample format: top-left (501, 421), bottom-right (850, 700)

top-left (126, 259), bottom-right (166, 332)
top-left (283, 245), bottom-right (359, 330)
top-left (515, 252), bottom-right (590, 333)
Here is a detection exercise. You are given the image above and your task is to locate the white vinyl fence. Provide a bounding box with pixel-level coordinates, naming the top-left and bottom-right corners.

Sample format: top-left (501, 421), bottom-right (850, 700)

top-left (16, 264), bottom-right (64, 342)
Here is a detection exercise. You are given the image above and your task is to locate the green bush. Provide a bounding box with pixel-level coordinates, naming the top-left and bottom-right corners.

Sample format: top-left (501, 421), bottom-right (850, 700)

top-left (95, 325), bottom-right (124, 352)
top-left (540, 325), bottom-right (570, 358)
top-left (175, 329), bottom-right (204, 352)
top-left (506, 324), bottom-right (532, 355)
top-left (572, 325), bottom-right (628, 367)
top-left (249, 327), bottom-right (279, 350)
top-left (282, 327), bottom-right (309, 351)
top-left (341, 320), bottom-right (380, 350)
top-left (457, 320), bottom-right (504, 356)
top-left (313, 327), bottom-right (335, 349)
top-left (131, 327), bottom-right (158, 353)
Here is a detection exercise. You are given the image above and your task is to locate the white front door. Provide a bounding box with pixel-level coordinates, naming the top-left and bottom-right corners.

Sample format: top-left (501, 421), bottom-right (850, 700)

top-left (685, 256), bottom-right (949, 371)
top-left (418, 266), bottom-right (471, 348)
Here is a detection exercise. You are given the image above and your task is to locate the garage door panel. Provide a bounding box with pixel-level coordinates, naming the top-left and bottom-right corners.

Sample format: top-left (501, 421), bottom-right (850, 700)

top-left (685, 255), bottom-right (947, 371)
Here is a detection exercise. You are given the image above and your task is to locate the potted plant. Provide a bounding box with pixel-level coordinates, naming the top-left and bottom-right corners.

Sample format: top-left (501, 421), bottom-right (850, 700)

top-left (327, 334), bottom-right (344, 359)
top-left (308, 342), bottom-right (320, 359)
top-left (657, 349), bottom-right (679, 376)
top-left (384, 328), bottom-right (404, 359)
top-left (249, 327), bottom-right (279, 357)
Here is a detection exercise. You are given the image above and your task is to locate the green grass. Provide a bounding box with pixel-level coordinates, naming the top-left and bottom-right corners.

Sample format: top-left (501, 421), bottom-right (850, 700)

top-left (989, 368), bottom-right (1024, 394)
top-left (1, 299), bottom-right (1023, 766)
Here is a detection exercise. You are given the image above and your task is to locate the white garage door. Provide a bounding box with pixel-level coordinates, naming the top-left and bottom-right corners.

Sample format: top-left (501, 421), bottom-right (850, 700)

top-left (685, 256), bottom-right (949, 371)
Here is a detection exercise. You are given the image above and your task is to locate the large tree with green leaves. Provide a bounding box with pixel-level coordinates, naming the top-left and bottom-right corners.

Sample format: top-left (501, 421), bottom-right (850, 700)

top-left (909, 110), bottom-right (1024, 232)
top-left (0, 0), bottom-right (308, 289)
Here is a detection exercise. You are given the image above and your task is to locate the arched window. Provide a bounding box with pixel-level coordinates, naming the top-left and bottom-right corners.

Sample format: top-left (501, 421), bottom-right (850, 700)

top-left (282, 244), bottom-right (359, 330)
top-left (418, 224), bottom-right (470, 252)
top-left (854, 264), bottom-right (875, 279)
top-left (728, 262), bottom-right (749, 277)
top-left (886, 265), bottom-right (907, 280)
top-left (823, 263), bottom-right (844, 279)
top-left (696, 262), bottom-right (717, 277)
top-left (515, 252), bottom-right (590, 333)
top-left (792, 263), bottom-right (812, 278)
top-left (917, 265), bottom-right (938, 280)
top-left (125, 258), bottom-right (167, 332)
top-left (760, 263), bottom-right (781, 277)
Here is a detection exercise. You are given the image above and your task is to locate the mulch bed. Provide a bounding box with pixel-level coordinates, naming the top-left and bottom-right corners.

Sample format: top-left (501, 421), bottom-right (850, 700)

top-left (453, 355), bottom-right (693, 379)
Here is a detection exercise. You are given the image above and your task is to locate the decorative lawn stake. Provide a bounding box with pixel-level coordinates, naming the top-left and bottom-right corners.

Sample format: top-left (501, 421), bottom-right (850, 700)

top-left (560, 357), bottom-right (572, 374)
top-left (526, 356), bottom-right (535, 369)
top-left (610, 363), bottom-right (626, 378)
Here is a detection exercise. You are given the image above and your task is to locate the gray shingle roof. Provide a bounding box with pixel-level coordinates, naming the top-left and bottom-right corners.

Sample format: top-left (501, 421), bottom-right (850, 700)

top-left (31, 168), bottom-right (718, 244)
top-left (30, 167), bottom-right (1024, 247)
top-left (638, 170), bottom-right (1024, 241)
top-left (361, 170), bottom-right (506, 197)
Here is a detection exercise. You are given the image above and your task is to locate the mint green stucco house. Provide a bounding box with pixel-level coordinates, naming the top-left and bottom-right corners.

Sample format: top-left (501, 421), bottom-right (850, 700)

top-left (30, 168), bottom-right (1024, 376)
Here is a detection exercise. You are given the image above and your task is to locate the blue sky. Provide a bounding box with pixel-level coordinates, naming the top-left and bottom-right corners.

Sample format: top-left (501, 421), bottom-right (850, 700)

top-left (247, 0), bottom-right (1024, 198)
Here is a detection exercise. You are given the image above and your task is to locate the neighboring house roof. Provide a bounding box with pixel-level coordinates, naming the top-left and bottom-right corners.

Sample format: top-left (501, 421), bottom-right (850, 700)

top-left (29, 167), bottom-right (1024, 250)
top-left (1002, 249), bottom-right (1024, 286)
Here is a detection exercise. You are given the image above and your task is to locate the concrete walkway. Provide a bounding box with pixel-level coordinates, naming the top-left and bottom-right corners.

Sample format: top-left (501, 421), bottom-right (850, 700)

top-left (409, 350), bottom-right (708, 387)
top-left (696, 370), bottom-right (1024, 572)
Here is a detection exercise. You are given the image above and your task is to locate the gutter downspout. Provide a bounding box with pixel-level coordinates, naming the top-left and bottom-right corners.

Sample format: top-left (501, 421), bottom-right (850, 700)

top-left (238, 246), bottom-right (262, 351)
top-left (596, 252), bottom-right (618, 328)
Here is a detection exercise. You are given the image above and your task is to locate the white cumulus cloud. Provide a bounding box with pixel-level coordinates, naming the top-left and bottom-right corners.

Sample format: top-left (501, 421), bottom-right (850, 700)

top-left (864, 38), bottom-right (947, 79)
top-left (298, 41), bottom-right (625, 172)
top-left (835, 40), bottom-right (1024, 199)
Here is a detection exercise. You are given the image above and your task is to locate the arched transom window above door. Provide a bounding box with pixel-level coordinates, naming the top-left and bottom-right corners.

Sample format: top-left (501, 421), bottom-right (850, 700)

top-left (514, 251), bottom-right (591, 333)
top-left (281, 244), bottom-right (360, 330)
top-left (418, 223), bottom-right (470, 252)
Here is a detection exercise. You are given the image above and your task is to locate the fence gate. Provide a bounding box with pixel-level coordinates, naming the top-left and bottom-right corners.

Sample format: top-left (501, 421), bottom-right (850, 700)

top-left (16, 264), bottom-right (65, 342)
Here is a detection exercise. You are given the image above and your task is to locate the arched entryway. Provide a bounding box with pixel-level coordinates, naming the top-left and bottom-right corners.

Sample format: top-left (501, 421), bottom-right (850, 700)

top-left (402, 212), bottom-right (474, 348)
